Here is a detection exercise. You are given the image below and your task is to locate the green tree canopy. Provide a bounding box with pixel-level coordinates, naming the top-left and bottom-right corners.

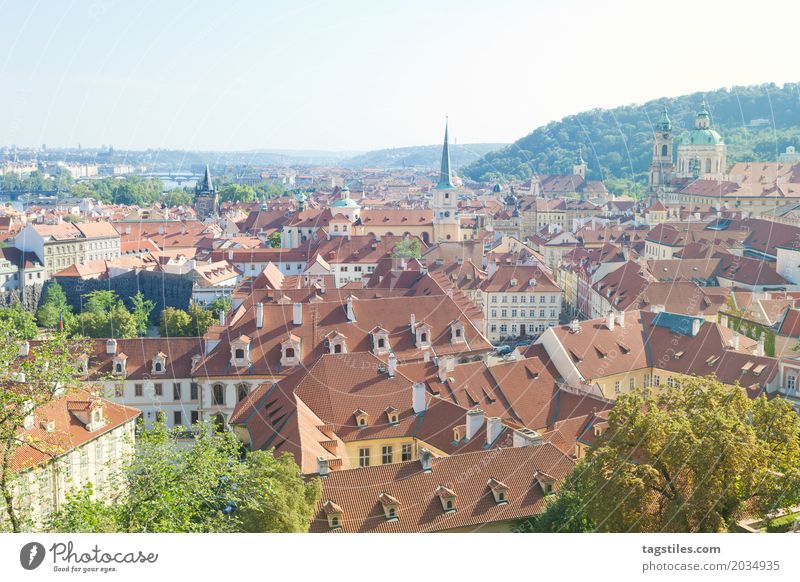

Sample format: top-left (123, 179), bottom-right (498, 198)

top-left (36, 281), bottom-right (73, 330)
top-left (71, 290), bottom-right (137, 339)
top-left (0, 303), bottom-right (38, 340)
top-left (578, 376), bottom-right (800, 532)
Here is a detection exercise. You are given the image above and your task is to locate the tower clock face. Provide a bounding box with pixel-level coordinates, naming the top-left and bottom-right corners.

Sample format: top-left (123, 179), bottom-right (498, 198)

top-left (662, 133), bottom-right (669, 139)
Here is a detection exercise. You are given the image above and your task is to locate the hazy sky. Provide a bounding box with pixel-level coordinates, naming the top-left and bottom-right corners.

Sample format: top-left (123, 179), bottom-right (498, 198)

top-left (0, 0), bottom-right (797, 152)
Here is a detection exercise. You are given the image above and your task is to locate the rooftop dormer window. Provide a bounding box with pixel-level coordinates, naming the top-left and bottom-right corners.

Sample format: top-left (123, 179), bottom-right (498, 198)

top-left (450, 320), bottom-right (465, 344)
top-left (325, 330), bottom-right (347, 355)
top-left (435, 485), bottom-right (457, 513)
top-left (354, 408), bottom-right (369, 428)
top-left (415, 322), bottom-right (432, 348)
top-left (534, 471), bottom-right (556, 496)
top-left (385, 406), bottom-right (399, 425)
top-left (322, 500), bottom-right (343, 530)
top-left (370, 326), bottom-right (390, 356)
top-left (112, 353), bottom-right (128, 376)
top-left (280, 334), bottom-right (301, 368)
top-left (230, 334), bottom-right (252, 367)
top-left (487, 478), bottom-right (509, 504)
top-left (152, 352), bottom-right (167, 374)
top-left (379, 492), bottom-right (400, 521)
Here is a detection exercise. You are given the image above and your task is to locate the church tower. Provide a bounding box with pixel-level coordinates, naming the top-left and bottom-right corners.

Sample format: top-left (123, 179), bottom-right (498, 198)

top-left (572, 146), bottom-right (587, 179)
top-left (649, 106), bottom-right (674, 192)
top-left (432, 119), bottom-right (460, 242)
top-left (676, 99), bottom-right (726, 180)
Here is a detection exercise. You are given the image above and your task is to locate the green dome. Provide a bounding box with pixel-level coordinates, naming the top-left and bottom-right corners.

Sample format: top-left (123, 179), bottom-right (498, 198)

top-left (680, 128), bottom-right (724, 146)
top-left (331, 197), bottom-right (360, 208)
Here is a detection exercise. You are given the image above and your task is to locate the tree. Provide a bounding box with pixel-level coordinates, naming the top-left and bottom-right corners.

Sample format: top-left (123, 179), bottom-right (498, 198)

top-left (159, 307), bottom-right (192, 337)
top-left (218, 184), bottom-right (256, 204)
top-left (578, 376), bottom-right (800, 532)
top-left (186, 303), bottom-right (216, 337)
top-left (390, 237), bottom-right (422, 259)
top-left (161, 187), bottom-right (194, 207)
top-left (208, 296), bottom-right (232, 319)
top-left (0, 303), bottom-right (38, 340)
top-left (47, 419), bottom-right (320, 533)
top-left (0, 320), bottom-right (86, 531)
top-left (236, 450), bottom-right (321, 533)
top-left (129, 291), bottom-right (155, 336)
top-left (268, 232), bottom-right (282, 248)
top-left (36, 281), bottom-right (73, 330)
top-left (72, 291), bottom-right (137, 339)
top-left (522, 465), bottom-right (596, 533)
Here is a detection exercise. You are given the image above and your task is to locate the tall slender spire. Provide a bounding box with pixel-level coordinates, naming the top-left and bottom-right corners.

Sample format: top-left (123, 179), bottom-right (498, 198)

top-left (436, 117), bottom-right (455, 190)
top-left (197, 163), bottom-right (214, 193)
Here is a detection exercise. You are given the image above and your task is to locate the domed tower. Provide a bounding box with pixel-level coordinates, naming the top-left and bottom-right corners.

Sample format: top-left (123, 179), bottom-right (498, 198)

top-left (676, 99), bottom-right (726, 180)
top-left (572, 146), bottom-right (587, 179)
top-left (649, 106), bottom-right (674, 192)
top-left (330, 184), bottom-right (360, 222)
top-left (432, 118), bottom-right (460, 242)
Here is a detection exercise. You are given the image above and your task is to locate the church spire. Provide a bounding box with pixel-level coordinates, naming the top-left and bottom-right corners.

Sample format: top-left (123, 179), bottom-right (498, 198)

top-left (436, 117), bottom-right (455, 190)
top-left (197, 163), bottom-right (214, 193)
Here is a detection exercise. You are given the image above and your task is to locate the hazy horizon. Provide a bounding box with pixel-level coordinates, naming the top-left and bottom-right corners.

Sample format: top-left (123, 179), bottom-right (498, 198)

top-left (1, 0), bottom-right (797, 152)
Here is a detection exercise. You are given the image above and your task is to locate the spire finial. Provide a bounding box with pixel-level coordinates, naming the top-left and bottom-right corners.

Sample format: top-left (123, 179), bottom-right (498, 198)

top-left (435, 117), bottom-right (454, 190)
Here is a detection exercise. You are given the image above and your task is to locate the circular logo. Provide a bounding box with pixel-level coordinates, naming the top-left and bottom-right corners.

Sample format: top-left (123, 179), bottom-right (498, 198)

top-left (20, 542), bottom-right (46, 570)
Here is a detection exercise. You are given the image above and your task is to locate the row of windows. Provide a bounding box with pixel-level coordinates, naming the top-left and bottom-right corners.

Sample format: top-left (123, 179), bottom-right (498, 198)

top-left (358, 443), bottom-right (413, 467)
top-left (491, 294), bottom-right (557, 304)
top-left (128, 382), bottom-right (200, 401)
top-left (490, 322), bottom-right (554, 334)
top-left (491, 309), bottom-right (557, 319)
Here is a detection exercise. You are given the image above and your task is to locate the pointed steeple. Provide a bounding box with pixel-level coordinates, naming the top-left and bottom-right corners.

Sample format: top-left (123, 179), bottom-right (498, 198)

top-left (197, 164), bottom-right (214, 193)
top-left (656, 105), bottom-right (671, 132)
top-left (435, 117), bottom-right (455, 190)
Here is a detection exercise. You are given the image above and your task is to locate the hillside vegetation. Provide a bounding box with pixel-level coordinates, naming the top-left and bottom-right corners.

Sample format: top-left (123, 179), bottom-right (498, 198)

top-left (343, 143), bottom-right (506, 169)
top-left (464, 83), bottom-right (800, 186)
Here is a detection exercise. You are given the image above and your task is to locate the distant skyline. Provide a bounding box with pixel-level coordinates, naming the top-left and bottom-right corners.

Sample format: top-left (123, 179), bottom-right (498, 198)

top-left (1, 0), bottom-right (797, 152)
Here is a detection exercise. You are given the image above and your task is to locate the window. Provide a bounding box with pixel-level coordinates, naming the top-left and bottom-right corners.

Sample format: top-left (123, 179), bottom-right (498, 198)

top-left (420, 333), bottom-right (427, 343)
top-left (285, 347), bottom-right (295, 358)
top-left (446, 499), bottom-right (453, 510)
top-left (234, 348), bottom-right (245, 359)
top-left (154, 383), bottom-right (163, 397)
top-left (512, 296), bottom-right (517, 303)
top-left (377, 338), bottom-right (385, 348)
top-left (491, 309), bottom-right (497, 318)
top-left (381, 445), bottom-right (393, 465)
top-left (501, 309), bottom-right (507, 318)
top-left (190, 383), bottom-right (199, 400)
top-left (401, 443), bottom-right (412, 462)
top-left (539, 295), bottom-right (546, 303)
top-left (539, 309), bottom-right (545, 318)
top-left (359, 447), bottom-right (370, 467)
top-left (134, 383), bottom-right (143, 397)
top-left (173, 383), bottom-right (181, 401)
top-left (173, 411), bottom-right (182, 427)
top-left (237, 384), bottom-right (248, 402)
top-left (629, 377), bottom-right (635, 390)
top-left (614, 381), bottom-right (621, 394)
top-left (191, 411), bottom-right (199, 425)
top-left (661, 144), bottom-right (668, 157)
top-left (212, 384), bottom-right (225, 406)
top-left (491, 296), bottom-right (497, 303)
top-left (115, 363), bottom-right (122, 373)
top-left (653, 375), bottom-right (661, 387)
top-left (788, 374), bottom-right (797, 392)
top-left (333, 343), bottom-right (342, 354)
top-left (550, 295), bottom-right (556, 303)
top-left (154, 362), bottom-right (162, 372)
top-left (114, 383), bottom-right (124, 398)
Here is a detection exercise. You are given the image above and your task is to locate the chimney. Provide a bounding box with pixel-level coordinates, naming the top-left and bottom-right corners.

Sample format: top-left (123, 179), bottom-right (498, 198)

top-left (731, 334), bottom-right (740, 350)
top-left (486, 416), bottom-right (503, 446)
top-left (466, 408), bottom-right (484, 440)
top-left (513, 428), bottom-right (543, 448)
top-left (388, 353), bottom-right (397, 378)
top-left (228, 250), bottom-right (234, 261)
top-left (106, 338), bottom-right (117, 355)
top-left (419, 447), bottom-right (432, 472)
top-left (317, 457), bottom-right (330, 477)
top-left (755, 336), bottom-right (765, 357)
top-left (412, 382), bottom-right (427, 414)
top-left (691, 318), bottom-right (702, 336)
top-left (256, 302), bottom-right (264, 328)
top-left (345, 295), bottom-right (356, 321)
top-left (292, 303), bottom-right (302, 326)
top-left (616, 310), bottom-right (625, 328)
top-left (437, 356), bottom-right (451, 382)
top-left (606, 311), bottom-right (615, 331)
top-left (410, 313), bottom-right (416, 330)
top-left (219, 310), bottom-right (225, 326)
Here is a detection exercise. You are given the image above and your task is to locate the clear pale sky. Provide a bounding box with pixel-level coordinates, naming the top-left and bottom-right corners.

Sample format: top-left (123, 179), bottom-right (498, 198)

top-left (0, 0), bottom-right (796, 152)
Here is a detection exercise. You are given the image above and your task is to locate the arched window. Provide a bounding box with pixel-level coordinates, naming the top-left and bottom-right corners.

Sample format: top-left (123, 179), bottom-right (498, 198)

top-left (420, 333), bottom-right (428, 343)
top-left (115, 363), bottom-right (122, 373)
top-left (212, 384), bottom-right (225, 406)
top-left (237, 384), bottom-right (248, 402)
top-left (155, 362), bottom-right (162, 372)
top-left (285, 347), bottom-right (295, 358)
top-left (705, 158), bottom-right (712, 173)
top-left (661, 144), bottom-right (668, 157)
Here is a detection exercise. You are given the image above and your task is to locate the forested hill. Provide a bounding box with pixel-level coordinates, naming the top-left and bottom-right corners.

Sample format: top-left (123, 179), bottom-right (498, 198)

top-left (343, 143), bottom-right (506, 169)
top-left (464, 83), bottom-right (800, 188)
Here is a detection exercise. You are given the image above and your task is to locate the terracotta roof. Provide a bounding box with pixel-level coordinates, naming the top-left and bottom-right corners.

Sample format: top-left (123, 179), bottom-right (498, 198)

top-left (309, 443), bottom-right (575, 532)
